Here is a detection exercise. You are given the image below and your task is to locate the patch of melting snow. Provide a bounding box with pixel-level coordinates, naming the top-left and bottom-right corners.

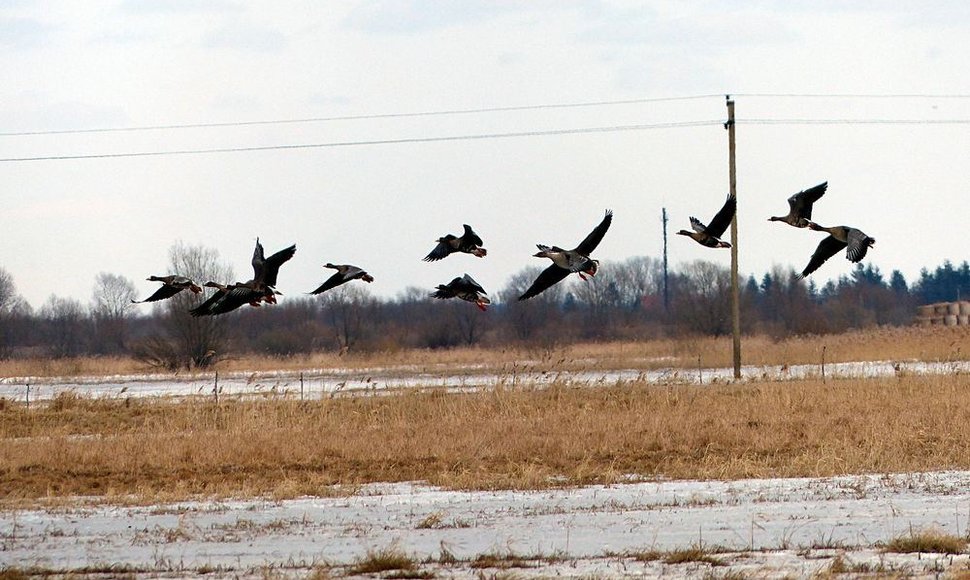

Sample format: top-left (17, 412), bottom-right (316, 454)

top-left (3, 471), bottom-right (970, 577)
top-left (1, 359), bottom-right (967, 402)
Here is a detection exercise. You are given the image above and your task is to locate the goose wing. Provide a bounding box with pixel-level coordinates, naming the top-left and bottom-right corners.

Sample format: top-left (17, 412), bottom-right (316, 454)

top-left (310, 271), bottom-right (347, 295)
top-left (846, 228), bottom-right (872, 263)
top-left (134, 284), bottom-right (183, 303)
top-left (460, 273), bottom-right (486, 295)
top-left (462, 224), bottom-right (483, 248)
top-left (519, 264), bottom-right (570, 301)
top-left (206, 286), bottom-right (257, 315)
top-left (259, 244), bottom-right (296, 287)
top-left (189, 288), bottom-right (228, 317)
top-left (800, 235), bottom-right (847, 278)
top-left (431, 277), bottom-right (464, 299)
top-left (574, 210), bottom-right (613, 255)
top-left (789, 182), bottom-right (828, 220)
top-left (423, 239), bottom-right (454, 262)
top-left (705, 194), bottom-right (736, 238)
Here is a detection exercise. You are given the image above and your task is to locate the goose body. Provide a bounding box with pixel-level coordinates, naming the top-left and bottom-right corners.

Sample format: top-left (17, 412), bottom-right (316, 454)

top-left (768, 182), bottom-right (828, 228)
top-left (677, 194), bottom-right (736, 248)
top-left (797, 223), bottom-right (875, 278)
top-left (133, 275), bottom-right (202, 303)
top-left (519, 210), bottom-right (613, 301)
top-left (432, 273), bottom-right (490, 311)
top-left (424, 224), bottom-right (487, 261)
top-left (310, 263), bottom-right (374, 295)
top-left (190, 239), bottom-right (295, 316)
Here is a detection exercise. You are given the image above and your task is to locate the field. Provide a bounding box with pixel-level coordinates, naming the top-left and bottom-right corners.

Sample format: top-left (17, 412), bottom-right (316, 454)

top-left (3, 326), bottom-right (970, 577)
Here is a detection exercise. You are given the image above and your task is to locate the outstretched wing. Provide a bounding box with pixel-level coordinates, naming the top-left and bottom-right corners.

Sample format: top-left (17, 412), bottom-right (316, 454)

top-left (423, 240), bottom-right (453, 262)
top-left (460, 273), bottom-right (486, 295)
top-left (705, 194), bottom-right (736, 238)
top-left (189, 289), bottom-right (227, 317)
top-left (800, 235), bottom-right (847, 278)
top-left (260, 244), bottom-right (296, 287)
top-left (462, 224), bottom-right (483, 248)
top-left (309, 271), bottom-right (347, 295)
top-left (574, 210), bottom-right (613, 256)
top-left (251, 238), bottom-right (265, 279)
top-left (134, 284), bottom-right (183, 303)
top-left (519, 264), bottom-right (570, 301)
top-left (790, 182), bottom-right (828, 220)
top-left (846, 228), bottom-right (872, 263)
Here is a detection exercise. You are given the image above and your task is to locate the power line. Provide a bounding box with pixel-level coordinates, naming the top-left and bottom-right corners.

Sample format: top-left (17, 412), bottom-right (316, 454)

top-left (0, 119), bottom-right (723, 162)
top-left (742, 118), bottom-right (970, 125)
top-left (0, 94), bottom-right (723, 138)
top-left (732, 92), bottom-right (970, 99)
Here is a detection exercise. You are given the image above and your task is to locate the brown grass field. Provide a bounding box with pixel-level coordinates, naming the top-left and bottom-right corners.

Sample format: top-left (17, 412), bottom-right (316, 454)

top-left (1, 325), bottom-right (968, 380)
top-left (2, 362), bottom-right (970, 505)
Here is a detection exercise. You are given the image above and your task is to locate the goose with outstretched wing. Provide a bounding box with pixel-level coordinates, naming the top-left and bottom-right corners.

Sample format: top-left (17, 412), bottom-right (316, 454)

top-left (519, 209), bottom-right (613, 301)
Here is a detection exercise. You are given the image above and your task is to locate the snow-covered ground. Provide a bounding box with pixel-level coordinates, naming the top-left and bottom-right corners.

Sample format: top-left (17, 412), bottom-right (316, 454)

top-left (1, 358), bottom-right (967, 402)
top-left (4, 472), bottom-right (970, 577)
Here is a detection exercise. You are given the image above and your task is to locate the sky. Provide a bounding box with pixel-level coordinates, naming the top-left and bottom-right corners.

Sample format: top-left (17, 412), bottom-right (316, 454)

top-left (2, 1), bottom-right (969, 310)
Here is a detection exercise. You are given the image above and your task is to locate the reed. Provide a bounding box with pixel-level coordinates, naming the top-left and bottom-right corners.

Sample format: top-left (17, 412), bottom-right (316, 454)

top-left (1, 326), bottom-right (966, 380)
top-left (3, 373), bottom-right (970, 504)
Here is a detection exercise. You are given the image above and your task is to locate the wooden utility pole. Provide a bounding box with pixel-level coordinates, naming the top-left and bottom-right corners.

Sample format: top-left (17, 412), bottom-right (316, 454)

top-left (662, 207), bottom-right (669, 311)
top-left (726, 96), bottom-right (741, 379)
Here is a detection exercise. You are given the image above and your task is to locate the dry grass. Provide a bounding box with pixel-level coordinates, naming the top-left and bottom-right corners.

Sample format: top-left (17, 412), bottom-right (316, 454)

top-left (883, 528), bottom-right (967, 554)
top-left (3, 372), bottom-right (970, 504)
top-left (2, 326), bottom-right (967, 380)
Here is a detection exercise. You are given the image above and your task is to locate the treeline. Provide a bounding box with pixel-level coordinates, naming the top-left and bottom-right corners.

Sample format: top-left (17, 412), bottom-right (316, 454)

top-left (0, 256), bottom-right (967, 368)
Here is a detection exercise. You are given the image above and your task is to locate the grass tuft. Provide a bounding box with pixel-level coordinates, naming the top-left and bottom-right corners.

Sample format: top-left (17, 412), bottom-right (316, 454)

top-left (348, 546), bottom-right (418, 575)
top-left (883, 528), bottom-right (967, 554)
top-left (663, 546), bottom-right (723, 566)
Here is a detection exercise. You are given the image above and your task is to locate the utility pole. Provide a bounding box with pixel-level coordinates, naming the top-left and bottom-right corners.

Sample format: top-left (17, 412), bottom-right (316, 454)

top-left (726, 96), bottom-right (741, 379)
top-left (662, 207), bottom-right (669, 311)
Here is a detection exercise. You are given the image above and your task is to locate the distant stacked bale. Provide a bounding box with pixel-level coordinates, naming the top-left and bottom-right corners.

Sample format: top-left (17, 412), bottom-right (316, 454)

top-left (917, 301), bottom-right (970, 326)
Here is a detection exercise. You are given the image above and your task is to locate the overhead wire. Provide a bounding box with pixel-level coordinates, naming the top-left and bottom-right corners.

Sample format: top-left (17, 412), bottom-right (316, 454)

top-left (2, 93), bottom-right (969, 162)
top-left (0, 120), bottom-right (724, 162)
top-left (0, 94), bottom-right (724, 137)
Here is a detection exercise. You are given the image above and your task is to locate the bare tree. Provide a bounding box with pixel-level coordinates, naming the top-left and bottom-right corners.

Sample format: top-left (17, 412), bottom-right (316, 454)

top-left (134, 242), bottom-right (233, 369)
top-left (317, 284), bottom-right (379, 352)
top-left (0, 268), bottom-right (29, 357)
top-left (90, 272), bottom-right (137, 354)
top-left (40, 295), bottom-right (88, 357)
top-left (499, 265), bottom-right (566, 342)
top-left (670, 260), bottom-right (732, 335)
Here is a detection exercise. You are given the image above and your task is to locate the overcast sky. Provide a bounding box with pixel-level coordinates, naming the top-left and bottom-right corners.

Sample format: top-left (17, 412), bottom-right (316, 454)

top-left (3, 1), bottom-right (969, 309)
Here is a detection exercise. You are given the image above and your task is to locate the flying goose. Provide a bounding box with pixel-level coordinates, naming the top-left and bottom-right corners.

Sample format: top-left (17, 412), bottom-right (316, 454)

top-left (190, 238), bottom-right (296, 316)
top-left (519, 210), bottom-right (613, 301)
top-left (768, 182), bottom-right (828, 228)
top-left (431, 274), bottom-right (491, 311)
top-left (132, 275), bottom-right (202, 303)
top-left (309, 263), bottom-right (374, 295)
top-left (797, 223), bottom-right (875, 278)
top-left (423, 224), bottom-right (487, 261)
top-left (677, 194), bottom-right (736, 248)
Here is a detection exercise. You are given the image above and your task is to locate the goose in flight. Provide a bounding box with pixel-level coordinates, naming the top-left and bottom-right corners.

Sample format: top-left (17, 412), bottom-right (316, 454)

top-left (519, 209), bottom-right (613, 301)
top-left (797, 223), bottom-right (875, 278)
top-left (309, 263), bottom-right (374, 295)
top-left (423, 224), bottom-right (487, 261)
top-left (768, 182), bottom-right (828, 228)
top-left (132, 275), bottom-right (202, 303)
top-left (431, 274), bottom-right (490, 311)
top-left (677, 194), bottom-right (736, 248)
top-left (190, 238), bottom-right (295, 316)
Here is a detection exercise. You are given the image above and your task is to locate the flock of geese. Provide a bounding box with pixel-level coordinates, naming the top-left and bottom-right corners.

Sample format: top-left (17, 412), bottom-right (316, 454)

top-left (132, 182), bottom-right (875, 316)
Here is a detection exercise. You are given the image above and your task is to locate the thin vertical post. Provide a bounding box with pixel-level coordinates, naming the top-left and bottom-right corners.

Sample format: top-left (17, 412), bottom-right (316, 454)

top-left (662, 207), bottom-right (669, 312)
top-left (726, 96), bottom-right (741, 379)
top-left (25, 383), bottom-right (30, 409)
top-left (214, 371), bottom-right (219, 404)
top-left (300, 372), bottom-right (305, 401)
